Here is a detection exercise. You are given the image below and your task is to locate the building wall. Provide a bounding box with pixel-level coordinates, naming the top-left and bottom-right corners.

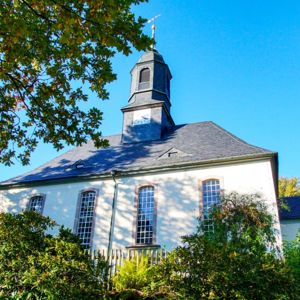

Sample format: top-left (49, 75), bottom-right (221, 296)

top-left (0, 159), bottom-right (280, 250)
top-left (280, 220), bottom-right (300, 241)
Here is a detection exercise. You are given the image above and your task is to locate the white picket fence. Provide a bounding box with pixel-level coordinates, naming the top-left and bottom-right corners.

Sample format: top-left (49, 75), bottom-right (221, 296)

top-left (90, 248), bottom-right (167, 277)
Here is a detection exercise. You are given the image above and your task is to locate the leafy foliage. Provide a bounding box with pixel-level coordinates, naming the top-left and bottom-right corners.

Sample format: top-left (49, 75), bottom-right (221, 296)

top-left (284, 230), bottom-right (300, 294)
top-left (0, 211), bottom-right (108, 299)
top-left (279, 177), bottom-right (300, 198)
top-left (111, 253), bottom-right (177, 299)
top-left (156, 193), bottom-right (297, 299)
top-left (112, 254), bottom-right (155, 291)
top-left (0, 0), bottom-right (152, 165)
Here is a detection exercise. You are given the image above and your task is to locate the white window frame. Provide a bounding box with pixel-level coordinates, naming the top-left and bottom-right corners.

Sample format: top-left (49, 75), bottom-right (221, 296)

top-left (199, 178), bottom-right (223, 232)
top-left (135, 185), bottom-right (156, 245)
top-left (73, 189), bottom-right (98, 249)
top-left (27, 194), bottom-right (46, 214)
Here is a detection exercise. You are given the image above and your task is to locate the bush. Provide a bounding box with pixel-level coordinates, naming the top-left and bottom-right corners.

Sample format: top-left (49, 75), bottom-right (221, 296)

top-left (0, 211), bottom-right (108, 299)
top-left (284, 231), bottom-right (300, 293)
top-left (112, 254), bottom-right (155, 292)
top-left (156, 193), bottom-right (297, 299)
top-left (111, 253), bottom-right (177, 299)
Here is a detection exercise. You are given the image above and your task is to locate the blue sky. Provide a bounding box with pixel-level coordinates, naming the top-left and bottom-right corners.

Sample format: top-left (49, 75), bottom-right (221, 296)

top-left (1, 0), bottom-right (300, 181)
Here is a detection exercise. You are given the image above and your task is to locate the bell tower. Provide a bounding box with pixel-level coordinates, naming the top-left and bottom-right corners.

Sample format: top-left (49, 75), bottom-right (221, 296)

top-left (121, 49), bottom-right (174, 143)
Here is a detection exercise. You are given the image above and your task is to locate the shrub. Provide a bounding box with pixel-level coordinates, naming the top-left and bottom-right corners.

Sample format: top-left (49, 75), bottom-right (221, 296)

top-left (0, 211), bottom-right (108, 299)
top-left (112, 254), bottom-right (155, 292)
top-left (156, 193), bottom-right (297, 299)
top-left (284, 231), bottom-right (300, 293)
top-left (111, 253), bottom-right (178, 299)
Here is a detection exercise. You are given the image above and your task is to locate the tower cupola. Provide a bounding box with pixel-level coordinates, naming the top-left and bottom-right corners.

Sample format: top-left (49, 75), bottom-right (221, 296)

top-left (121, 50), bottom-right (174, 143)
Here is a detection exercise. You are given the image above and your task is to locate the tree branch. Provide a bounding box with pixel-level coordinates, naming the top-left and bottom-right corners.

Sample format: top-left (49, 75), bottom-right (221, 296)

top-left (20, 0), bottom-right (55, 25)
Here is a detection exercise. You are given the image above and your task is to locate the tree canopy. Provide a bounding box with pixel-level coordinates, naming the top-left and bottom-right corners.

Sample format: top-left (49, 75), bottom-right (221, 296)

top-left (279, 177), bottom-right (300, 198)
top-left (0, 0), bottom-right (152, 166)
top-left (0, 211), bottom-right (108, 299)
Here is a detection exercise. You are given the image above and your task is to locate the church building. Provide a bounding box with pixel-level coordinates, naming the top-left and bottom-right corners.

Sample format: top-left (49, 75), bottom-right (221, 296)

top-left (0, 49), bottom-right (281, 251)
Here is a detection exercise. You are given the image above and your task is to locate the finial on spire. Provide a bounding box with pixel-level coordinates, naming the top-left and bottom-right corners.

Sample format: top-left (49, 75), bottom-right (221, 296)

top-left (147, 14), bottom-right (161, 50)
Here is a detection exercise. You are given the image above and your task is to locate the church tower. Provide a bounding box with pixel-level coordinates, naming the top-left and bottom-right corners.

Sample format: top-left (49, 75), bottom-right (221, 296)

top-left (121, 49), bottom-right (175, 143)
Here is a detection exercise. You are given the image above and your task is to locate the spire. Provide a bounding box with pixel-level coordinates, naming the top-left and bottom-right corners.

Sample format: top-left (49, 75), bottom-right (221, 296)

top-left (147, 14), bottom-right (161, 50)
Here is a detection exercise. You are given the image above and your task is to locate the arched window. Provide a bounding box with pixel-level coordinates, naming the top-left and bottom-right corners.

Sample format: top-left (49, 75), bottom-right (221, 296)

top-left (202, 179), bottom-right (221, 232)
top-left (139, 68), bottom-right (150, 83)
top-left (27, 195), bottom-right (45, 214)
top-left (75, 190), bottom-right (97, 249)
top-left (138, 68), bottom-right (150, 90)
top-left (136, 186), bottom-right (155, 245)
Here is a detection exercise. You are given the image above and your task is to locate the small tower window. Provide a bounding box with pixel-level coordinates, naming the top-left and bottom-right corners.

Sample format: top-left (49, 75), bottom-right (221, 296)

top-left (139, 68), bottom-right (150, 82)
top-left (139, 68), bottom-right (150, 90)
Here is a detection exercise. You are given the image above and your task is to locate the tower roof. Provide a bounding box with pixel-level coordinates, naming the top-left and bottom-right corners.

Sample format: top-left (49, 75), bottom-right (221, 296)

top-left (137, 50), bottom-right (165, 64)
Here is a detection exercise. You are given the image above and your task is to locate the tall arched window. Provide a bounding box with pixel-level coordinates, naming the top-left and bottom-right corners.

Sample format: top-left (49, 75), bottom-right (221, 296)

top-left (75, 190), bottom-right (97, 249)
top-left (136, 186), bottom-right (155, 245)
top-left (202, 179), bottom-right (221, 232)
top-left (27, 195), bottom-right (45, 214)
top-left (138, 68), bottom-right (150, 90)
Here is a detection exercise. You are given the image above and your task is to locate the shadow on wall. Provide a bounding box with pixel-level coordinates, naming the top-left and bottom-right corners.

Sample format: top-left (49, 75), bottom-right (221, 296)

top-left (111, 173), bottom-right (199, 250)
top-left (0, 191), bottom-right (18, 213)
top-left (0, 175), bottom-right (281, 251)
top-left (0, 188), bottom-right (44, 213)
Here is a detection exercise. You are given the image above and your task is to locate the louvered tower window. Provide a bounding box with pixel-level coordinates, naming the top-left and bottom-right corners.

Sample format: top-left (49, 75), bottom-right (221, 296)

top-left (138, 68), bottom-right (150, 90)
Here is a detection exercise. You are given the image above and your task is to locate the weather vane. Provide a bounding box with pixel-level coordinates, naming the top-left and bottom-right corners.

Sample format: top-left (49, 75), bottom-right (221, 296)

top-left (147, 14), bottom-right (161, 49)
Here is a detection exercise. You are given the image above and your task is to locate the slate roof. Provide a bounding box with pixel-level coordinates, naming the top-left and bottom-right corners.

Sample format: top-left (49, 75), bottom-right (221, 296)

top-left (137, 50), bottom-right (165, 64)
top-left (0, 121), bottom-right (275, 187)
top-left (280, 196), bottom-right (300, 220)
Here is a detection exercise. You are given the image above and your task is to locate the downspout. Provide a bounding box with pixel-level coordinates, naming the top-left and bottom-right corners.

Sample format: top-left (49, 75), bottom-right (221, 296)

top-left (107, 170), bottom-right (119, 255)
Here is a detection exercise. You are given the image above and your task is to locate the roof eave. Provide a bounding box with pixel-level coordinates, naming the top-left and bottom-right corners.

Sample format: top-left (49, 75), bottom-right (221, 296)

top-left (0, 152), bottom-right (276, 190)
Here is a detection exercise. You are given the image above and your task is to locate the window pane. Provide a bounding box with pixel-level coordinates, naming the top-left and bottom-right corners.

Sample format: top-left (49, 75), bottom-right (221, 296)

top-left (136, 186), bottom-right (154, 245)
top-left (28, 196), bottom-right (44, 214)
top-left (203, 180), bottom-right (220, 232)
top-left (76, 191), bottom-right (96, 249)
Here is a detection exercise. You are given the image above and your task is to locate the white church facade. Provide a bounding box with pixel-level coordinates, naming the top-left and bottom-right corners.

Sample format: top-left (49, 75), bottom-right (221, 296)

top-left (0, 50), bottom-right (281, 251)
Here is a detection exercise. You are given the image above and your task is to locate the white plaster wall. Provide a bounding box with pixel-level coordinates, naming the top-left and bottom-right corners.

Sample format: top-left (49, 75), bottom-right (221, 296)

top-left (280, 220), bottom-right (300, 241)
top-left (0, 158), bottom-right (280, 251)
top-left (0, 180), bottom-right (115, 249)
